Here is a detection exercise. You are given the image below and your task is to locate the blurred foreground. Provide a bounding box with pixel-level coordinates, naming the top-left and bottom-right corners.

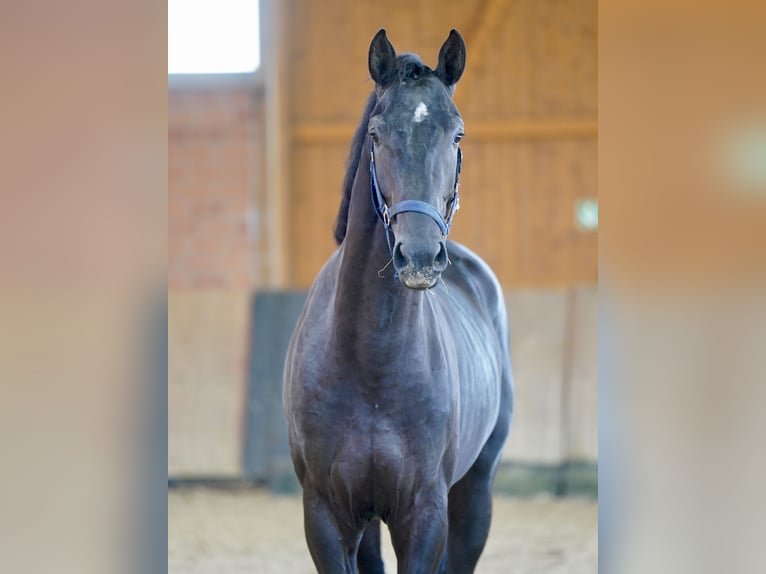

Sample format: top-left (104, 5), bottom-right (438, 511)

top-left (169, 488), bottom-right (597, 574)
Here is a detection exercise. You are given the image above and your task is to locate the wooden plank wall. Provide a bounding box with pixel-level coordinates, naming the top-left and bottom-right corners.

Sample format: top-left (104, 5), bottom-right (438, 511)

top-left (281, 0), bottom-right (597, 288)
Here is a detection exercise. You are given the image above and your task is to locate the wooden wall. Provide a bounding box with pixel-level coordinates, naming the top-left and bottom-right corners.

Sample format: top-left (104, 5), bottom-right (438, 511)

top-left (275, 0), bottom-right (597, 288)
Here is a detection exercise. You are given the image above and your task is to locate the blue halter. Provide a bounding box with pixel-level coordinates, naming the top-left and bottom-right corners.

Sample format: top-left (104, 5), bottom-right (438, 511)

top-left (369, 140), bottom-right (462, 269)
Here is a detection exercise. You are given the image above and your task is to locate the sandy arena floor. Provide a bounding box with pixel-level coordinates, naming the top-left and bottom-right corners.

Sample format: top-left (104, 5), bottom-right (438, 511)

top-left (169, 488), bottom-right (597, 573)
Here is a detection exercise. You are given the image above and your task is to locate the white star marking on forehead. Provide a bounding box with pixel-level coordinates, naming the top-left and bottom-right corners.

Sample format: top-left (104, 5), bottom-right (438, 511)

top-left (413, 102), bottom-right (429, 123)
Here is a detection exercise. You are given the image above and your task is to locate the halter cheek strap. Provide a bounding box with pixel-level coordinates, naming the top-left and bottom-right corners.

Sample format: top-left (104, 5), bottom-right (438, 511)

top-left (369, 140), bottom-right (462, 268)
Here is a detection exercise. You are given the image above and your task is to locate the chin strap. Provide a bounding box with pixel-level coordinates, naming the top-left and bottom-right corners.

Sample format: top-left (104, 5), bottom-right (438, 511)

top-left (369, 140), bottom-right (462, 276)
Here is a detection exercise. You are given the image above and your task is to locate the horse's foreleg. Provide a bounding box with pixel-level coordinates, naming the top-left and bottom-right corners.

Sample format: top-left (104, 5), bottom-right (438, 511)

top-left (443, 376), bottom-right (512, 574)
top-left (357, 519), bottom-right (385, 574)
top-left (443, 466), bottom-right (494, 573)
top-left (388, 489), bottom-right (448, 574)
top-left (302, 489), bottom-right (359, 574)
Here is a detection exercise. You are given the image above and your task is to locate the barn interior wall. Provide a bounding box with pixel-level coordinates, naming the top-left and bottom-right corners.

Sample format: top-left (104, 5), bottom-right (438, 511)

top-left (168, 0), bottom-right (597, 477)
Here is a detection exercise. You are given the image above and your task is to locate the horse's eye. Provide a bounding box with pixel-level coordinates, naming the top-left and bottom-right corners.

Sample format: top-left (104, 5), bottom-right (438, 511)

top-left (369, 131), bottom-right (380, 146)
top-left (454, 133), bottom-right (464, 144)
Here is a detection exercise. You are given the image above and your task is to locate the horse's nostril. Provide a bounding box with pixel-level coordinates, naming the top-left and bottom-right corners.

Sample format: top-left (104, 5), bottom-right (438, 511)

top-left (434, 241), bottom-right (448, 272)
top-left (393, 243), bottom-right (407, 269)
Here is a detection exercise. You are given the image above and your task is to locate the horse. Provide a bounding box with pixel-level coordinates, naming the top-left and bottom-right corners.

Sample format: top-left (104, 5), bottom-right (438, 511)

top-left (283, 29), bottom-right (514, 574)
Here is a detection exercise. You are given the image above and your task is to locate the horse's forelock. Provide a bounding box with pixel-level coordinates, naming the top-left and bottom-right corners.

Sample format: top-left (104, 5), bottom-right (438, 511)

top-left (396, 54), bottom-right (431, 83)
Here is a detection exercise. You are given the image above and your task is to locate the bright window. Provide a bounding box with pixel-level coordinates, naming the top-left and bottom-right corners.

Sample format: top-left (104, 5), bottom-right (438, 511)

top-left (168, 0), bottom-right (260, 74)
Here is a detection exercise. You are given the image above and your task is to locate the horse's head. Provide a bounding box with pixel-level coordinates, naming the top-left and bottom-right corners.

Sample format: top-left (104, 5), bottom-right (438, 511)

top-left (367, 29), bottom-right (466, 290)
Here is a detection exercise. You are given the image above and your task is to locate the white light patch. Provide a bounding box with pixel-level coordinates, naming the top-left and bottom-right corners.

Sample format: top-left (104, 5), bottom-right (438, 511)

top-left (719, 125), bottom-right (766, 191)
top-left (575, 198), bottom-right (598, 231)
top-left (413, 102), bottom-right (429, 123)
top-left (168, 0), bottom-right (260, 74)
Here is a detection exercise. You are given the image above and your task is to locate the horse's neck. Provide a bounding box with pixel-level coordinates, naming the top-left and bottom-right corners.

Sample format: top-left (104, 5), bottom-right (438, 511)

top-left (333, 152), bottom-right (423, 344)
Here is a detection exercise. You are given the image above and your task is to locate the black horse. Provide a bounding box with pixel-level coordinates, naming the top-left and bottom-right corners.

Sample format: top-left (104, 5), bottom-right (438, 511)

top-left (283, 29), bottom-right (513, 574)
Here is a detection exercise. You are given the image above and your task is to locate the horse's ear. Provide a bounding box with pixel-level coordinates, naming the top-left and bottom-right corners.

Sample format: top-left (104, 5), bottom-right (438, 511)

top-left (435, 29), bottom-right (466, 91)
top-left (368, 29), bottom-right (397, 86)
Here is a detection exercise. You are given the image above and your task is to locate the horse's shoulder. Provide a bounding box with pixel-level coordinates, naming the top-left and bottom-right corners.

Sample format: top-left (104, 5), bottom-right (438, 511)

top-left (303, 249), bottom-right (342, 309)
top-left (446, 241), bottom-right (503, 299)
top-left (288, 250), bottom-right (341, 357)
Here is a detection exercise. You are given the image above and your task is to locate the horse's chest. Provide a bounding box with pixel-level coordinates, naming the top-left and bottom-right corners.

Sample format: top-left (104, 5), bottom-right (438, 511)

top-left (297, 367), bottom-right (456, 480)
top-left (314, 387), bottom-right (454, 515)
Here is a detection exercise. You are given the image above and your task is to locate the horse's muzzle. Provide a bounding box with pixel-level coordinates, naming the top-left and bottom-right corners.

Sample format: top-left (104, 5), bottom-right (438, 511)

top-left (393, 240), bottom-right (448, 289)
top-left (398, 268), bottom-right (439, 289)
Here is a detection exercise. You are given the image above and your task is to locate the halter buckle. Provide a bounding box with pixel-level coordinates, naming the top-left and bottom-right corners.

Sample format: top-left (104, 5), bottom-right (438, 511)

top-left (381, 204), bottom-right (390, 226)
top-left (447, 192), bottom-right (460, 220)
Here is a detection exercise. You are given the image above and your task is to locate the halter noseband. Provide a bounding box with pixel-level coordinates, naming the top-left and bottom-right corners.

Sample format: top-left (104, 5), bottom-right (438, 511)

top-left (369, 140), bottom-right (462, 268)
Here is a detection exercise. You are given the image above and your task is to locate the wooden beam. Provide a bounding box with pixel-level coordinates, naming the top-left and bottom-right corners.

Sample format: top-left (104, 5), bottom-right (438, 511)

top-left (293, 119), bottom-right (597, 144)
top-left (470, 119), bottom-right (598, 140)
top-left (260, 0), bottom-right (290, 288)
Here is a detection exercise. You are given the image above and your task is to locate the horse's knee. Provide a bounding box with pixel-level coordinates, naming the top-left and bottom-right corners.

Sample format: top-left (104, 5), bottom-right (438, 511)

top-left (389, 491), bottom-right (449, 572)
top-left (302, 493), bottom-right (357, 573)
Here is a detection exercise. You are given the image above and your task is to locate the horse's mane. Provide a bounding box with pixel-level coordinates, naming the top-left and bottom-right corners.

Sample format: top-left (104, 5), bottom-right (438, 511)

top-left (333, 91), bottom-right (378, 244)
top-left (333, 54), bottom-right (432, 245)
